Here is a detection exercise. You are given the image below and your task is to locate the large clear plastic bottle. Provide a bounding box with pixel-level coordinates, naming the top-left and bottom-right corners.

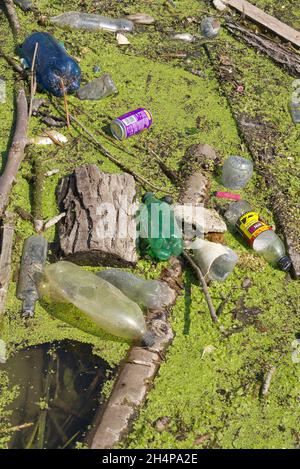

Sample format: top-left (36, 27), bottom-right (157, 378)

top-left (50, 12), bottom-right (134, 32)
top-left (97, 269), bottom-right (174, 309)
top-left (38, 261), bottom-right (154, 344)
top-left (225, 200), bottom-right (292, 271)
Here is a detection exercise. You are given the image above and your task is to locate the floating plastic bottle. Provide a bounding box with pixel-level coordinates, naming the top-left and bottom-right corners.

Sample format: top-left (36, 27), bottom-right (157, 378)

top-left (201, 17), bottom-right (220, 38)
top-left (138, 193), bottom-right (183, 261)
top-left (192, 238), bottom-right (238, 281)
top-left (21, 32), bottom-right (81, 97)
top-left (77, 73), bottom-right (117, 100)
top-left (97, 269), bottom-right (174, 309)
top-left (225, 200), bottom-right (292, 271)
top-left (221, 156), bottom-right (253, 189)
top-left (50, 12), bottom-right (134, 32)
top-left (17, 235), bottom-right (48, 318)
top-left (38, 261), bottom-right (154, 344)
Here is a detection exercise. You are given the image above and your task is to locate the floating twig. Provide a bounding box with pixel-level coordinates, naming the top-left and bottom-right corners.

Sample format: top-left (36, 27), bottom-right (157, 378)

top-left (183, 251), bottom-right (218, 323)
top-left (60, 78), bottom-right (70, 129)
top-left (261, 366), bottom-right (277, 397)
top-left (32, 157), bottom-right (45, 233)
top-left (28, 42), bottom-right (39, 118)
top-left (0, 46), bottom-right (24, 75)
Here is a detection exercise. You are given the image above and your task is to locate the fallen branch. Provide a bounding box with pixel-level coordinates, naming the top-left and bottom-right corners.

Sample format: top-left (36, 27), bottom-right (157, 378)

top-left (0, 46), bottom-right (24, 75)
top-left (183, 251), bottom-right (218, 323)
top-left (0, 213), bottom-right (15, 318)
top-left (66, 110), bottom-right (171, 194)
top-left (87, 257), bottom-right (183, 449)
top-left (223, 0), bottom-right (300, 48)
top-left (4, 0), bottom-right (20, 37)
top-left (226, 21), bottom-right (300, 77)
top-left (0, 89), bottom-right (29, 217)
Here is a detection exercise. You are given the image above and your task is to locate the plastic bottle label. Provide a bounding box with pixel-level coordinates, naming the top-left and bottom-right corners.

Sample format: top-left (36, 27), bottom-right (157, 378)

top-left (236, 211), bottom-right (272, 246)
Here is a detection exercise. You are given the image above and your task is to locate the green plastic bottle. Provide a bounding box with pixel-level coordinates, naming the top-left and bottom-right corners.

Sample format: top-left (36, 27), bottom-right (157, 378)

top-left (138, 193), bottom-right (183, 261)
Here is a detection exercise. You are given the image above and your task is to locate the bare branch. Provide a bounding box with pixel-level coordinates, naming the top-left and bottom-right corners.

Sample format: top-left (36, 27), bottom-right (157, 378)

top-left (0, 89), bottom-right (29, 217)
top-left (183, 251), bottom-right (218, 323)
top-left (3, 0), bottom-right (21, 37)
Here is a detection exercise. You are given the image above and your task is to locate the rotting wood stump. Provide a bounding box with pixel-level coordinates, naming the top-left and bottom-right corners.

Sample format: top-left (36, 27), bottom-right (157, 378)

top-left (57, 164), bottom-right (138, 267)
top-left (87, 256), bottom-right (183, 449)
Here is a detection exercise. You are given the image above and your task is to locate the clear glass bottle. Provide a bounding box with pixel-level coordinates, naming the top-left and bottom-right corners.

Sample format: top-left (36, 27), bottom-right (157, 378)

top-left (225, 200), bottom-right (292, 271)
top-left (221, 156), bottom-right (253, 189)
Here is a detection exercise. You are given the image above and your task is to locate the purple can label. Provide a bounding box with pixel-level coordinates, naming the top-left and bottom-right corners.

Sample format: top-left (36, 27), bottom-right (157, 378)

top-left (117, 108), bottom-right (152, 138)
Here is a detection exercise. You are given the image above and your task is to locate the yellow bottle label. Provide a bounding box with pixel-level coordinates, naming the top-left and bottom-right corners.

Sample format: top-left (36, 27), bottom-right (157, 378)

top-left (236, 211), bottom-right (272, 246)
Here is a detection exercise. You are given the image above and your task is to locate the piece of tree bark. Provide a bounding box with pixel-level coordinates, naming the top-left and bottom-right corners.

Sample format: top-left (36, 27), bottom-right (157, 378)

top-left (0, 213), bottom-right (15, 318)
top-left (226, 22), bottom-right (300, 77)
top-left (57, 164), bottom-right (138, 266)
top-left (223, 0), bottom-right (300, 48)
top-left (0, 89), bottom-right (28, 218)
top-left (87, 256), bottom-right (183, 449)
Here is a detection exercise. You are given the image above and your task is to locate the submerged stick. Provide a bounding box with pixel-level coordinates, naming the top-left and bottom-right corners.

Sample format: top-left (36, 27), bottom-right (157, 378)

top-left (0, 89), bottom-right (28, 217)
top-left (183, 251), bottom-right (218, 323)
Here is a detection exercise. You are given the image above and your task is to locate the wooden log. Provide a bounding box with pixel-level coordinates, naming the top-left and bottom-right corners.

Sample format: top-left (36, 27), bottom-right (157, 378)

top-left (57, 164), bottom-right (138, 266)
top-left (223, 0), bottom-right (300, 48)
top-left (87, 257), bottom-right (183, 449)
top-left (0, 213), bottom-right (15, 318)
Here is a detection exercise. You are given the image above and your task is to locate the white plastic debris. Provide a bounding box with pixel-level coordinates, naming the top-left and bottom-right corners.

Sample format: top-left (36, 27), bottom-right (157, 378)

top-left (125, 13), bottom-right (155, 24)
top-left (0, 339), bottom-right (7, 364)
top-left (116, 32), bottom-right (131, 45)
top-left (171, 33), bottom-right (195, 42)
top-left (213, 0), bottom-right (227, 11)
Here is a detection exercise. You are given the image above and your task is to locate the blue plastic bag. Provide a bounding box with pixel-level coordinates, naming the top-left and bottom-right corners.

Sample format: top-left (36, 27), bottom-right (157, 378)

top-left (21, 32), bottom-right (81, 97)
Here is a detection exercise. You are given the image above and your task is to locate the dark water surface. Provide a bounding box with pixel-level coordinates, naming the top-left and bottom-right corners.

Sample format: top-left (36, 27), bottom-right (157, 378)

top-left (0, 341), bottom-right (112, 449)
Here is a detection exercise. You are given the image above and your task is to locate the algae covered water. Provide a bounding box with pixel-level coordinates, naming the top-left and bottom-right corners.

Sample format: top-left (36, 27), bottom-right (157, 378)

top-left (0, 341), bottom-right (112, 449)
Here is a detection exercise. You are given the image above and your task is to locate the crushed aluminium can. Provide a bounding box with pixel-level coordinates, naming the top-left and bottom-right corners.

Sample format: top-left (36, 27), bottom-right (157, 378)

top-left (110, 108), bottom-right (153, 140)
